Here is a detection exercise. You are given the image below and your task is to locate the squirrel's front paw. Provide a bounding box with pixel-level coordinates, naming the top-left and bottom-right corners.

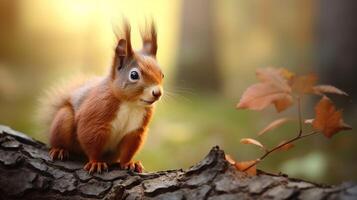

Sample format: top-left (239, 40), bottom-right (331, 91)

top-left (120, 161), bottom-right (144, 173)
top-left (84, 161), bottom-right (108, 174)
top-left (49, 148), bottom-right (69, 161)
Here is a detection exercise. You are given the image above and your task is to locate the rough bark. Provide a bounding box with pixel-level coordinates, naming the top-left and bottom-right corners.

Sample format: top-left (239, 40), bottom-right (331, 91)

top-left (0, 125), bottom-right (356, 200)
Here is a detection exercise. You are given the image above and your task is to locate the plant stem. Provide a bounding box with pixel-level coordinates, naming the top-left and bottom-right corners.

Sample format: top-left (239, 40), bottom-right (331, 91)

top-left (243, 131), bottom-right (319, 172)
top-left (297, 96), bottom-right (303, 137)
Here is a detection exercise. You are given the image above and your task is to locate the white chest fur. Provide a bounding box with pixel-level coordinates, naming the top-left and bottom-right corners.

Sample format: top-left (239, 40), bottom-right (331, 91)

top-left (105, 102), bottom-right (146, 152)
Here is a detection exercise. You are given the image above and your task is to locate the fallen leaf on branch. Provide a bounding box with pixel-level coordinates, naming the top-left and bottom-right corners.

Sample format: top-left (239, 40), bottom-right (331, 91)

top-left (258, 118), bottom-right (291, 136)
top-left (225, 154), bottom-right (236, 165)
top-left (313, 96), bottom-right (352, 138)
top-left (240, 138), bottom-right (265, 149)
top-left (225, 155), bottom-right (257, 176)
top-left (235, 160), bottom-right (258, 176)
top-left (237, 68), bottom-right (293, 112)
top-left (313, 85), bottom-right (348, 96)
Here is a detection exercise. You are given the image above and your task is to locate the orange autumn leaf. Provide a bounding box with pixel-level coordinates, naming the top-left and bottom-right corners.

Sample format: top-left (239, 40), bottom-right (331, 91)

top-left (237, 68), bottom-right (293, 112)
top-left (235, 160), bottom-right (257, 176)
top-left (237, 83), bottom-right (293, 112)
top-left (291, 73), bottom-right (318, 94)
top-left (258, 118), bottom-right (291, 136)
top-left (313, 85), bottom-right (348, 96)
top-left (313, 96), bottom-right (352, 138)
top-left (235, 67), bottom-right (352, 176)
top-left (225, 155), bottom-right (257, 176)
top-left (255, 68), bottom-right (291, 87)
top-left (273, 97), bottom-right (294, 112)
top-left (240, 138), bottom-right (265, 149)
top-left (277, 141), bottom-right (295, 151)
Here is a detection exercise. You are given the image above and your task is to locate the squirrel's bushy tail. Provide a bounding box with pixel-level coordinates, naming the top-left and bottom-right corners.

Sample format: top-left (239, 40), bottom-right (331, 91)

top-left (36, 75), bottom-right (92, 137)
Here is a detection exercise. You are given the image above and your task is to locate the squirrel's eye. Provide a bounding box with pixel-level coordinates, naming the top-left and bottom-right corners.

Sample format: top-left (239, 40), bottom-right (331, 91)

top-left (129, 68), bottom-right (140, 82)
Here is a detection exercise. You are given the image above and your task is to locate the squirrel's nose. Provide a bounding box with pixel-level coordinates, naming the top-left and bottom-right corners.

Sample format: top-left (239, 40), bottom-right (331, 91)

top-left (152, 88), bottom-right (162, 98)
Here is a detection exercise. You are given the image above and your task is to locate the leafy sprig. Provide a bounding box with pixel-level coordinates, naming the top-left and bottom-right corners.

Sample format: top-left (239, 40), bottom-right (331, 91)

top-left (228, 68), bottom-right (352, 176)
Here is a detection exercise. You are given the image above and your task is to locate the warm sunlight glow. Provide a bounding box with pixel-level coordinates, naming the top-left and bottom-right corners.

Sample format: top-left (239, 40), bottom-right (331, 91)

top-left (19, 0), bottom-right (181, 73)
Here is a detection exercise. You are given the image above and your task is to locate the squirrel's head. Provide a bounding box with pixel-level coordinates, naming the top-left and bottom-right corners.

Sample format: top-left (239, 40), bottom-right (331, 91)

top-left (110, 21), bottom-right (164, 107)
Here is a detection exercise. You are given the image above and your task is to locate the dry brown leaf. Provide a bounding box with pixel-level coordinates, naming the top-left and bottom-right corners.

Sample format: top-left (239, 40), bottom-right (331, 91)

top-left (258, 118), bottom-right (291, 136)
top-left (240, 138), bottom-right (265, 149)
top-left (235, 160), bottom-right (257, 176)
top-left (273, 96), bottom-right (294, 112)
top-left (237, 83), bottom-right (293, 111)
top-left (225, 154), bottom-right (236, 165)
top-left (313, 85), bottom-right (348, 96)
top-left (313, 96), bottom-right (352, 138)
top-left (237, 68), bottom-right (293, 112)
top-left (256, 68), bottom-right (292, 93)
top-left (277, 141), bottom-right (295, 151)
top-left (226, 155), bottom-right (258, 176)
top-left (291, 73), bottom-right (318, 94)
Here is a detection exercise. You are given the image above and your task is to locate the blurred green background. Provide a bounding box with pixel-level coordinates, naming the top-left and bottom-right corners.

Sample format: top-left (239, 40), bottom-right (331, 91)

top-left (0, 0), bottom-right (356, 184)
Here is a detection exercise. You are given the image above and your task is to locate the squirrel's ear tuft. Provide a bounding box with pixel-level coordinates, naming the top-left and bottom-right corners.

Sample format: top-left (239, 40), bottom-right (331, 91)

top-left (114, 20), bottom-right (133, 58)
top-left (122, 20), bottom-right (133, 57)
top-left (112, 20), bottom-right (134, 78)
top-left (141, 20), bottom-right (157, 57)
top-left (116, 39), bottom-right (127, 57)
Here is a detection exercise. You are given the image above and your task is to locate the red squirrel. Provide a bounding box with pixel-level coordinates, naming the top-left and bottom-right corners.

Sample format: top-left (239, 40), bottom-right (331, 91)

top-left (40, 21), bottom-right (163, 173)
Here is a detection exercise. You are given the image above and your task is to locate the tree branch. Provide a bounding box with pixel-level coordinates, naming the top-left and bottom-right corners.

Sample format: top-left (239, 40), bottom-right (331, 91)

top-left (0, 125), bottom-right (355, 200)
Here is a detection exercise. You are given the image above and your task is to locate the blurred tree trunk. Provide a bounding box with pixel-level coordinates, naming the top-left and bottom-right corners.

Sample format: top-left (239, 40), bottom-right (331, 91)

top-left (318, 0), bottom-right (357, 106)
top-left (317, 0), bottom-right (357, 183)
top-left (0, 0), bottom-right (19, 63)
top-left (176, 0), bottom-right (222, 93)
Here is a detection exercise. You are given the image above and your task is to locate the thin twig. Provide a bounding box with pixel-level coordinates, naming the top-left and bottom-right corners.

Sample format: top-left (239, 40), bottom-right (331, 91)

top-left (297, 96), bottom-right (303, 137)
top-left (243, 131), bottom-right (319, 172)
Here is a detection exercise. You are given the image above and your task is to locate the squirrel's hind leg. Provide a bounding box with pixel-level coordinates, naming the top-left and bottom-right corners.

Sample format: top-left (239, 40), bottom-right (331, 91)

top-left (49, 104), bottom-right (75, 160)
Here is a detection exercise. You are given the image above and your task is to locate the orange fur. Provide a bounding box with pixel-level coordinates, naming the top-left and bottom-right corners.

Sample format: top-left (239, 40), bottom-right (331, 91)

top-left (49, 103), bottom-right (75, 150)
top-left (76, 81), bottom-right (121, 161)
top-left (136, 54), bottom-right (163, 84)
top-left (42, 20), bottom-right (162, 173)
